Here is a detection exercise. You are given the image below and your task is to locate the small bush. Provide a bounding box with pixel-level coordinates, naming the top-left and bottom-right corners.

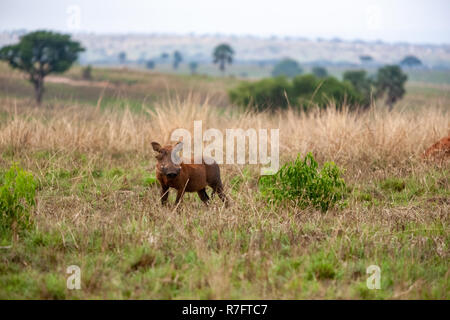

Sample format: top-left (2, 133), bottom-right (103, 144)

top-left (0, 164), bottom-right (37, 242)
top-left (259, 153), bottom-right (347, 211)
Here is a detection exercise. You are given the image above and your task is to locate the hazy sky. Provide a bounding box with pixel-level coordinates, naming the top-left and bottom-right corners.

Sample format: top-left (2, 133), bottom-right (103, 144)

top-left (1, 0), bottom-right (449, 44)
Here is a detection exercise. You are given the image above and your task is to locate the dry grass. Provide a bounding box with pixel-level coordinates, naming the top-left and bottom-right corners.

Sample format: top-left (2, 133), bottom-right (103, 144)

top-left (0, 95), bottom-right (448, 299)
top-left (1, 96), bottom-right (448, 161)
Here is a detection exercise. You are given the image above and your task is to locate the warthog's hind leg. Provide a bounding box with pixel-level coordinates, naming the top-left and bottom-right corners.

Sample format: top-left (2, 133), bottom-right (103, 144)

top-left (197, 188), bottom-right (210, 205)
top-left (210, 181), bottom-right (229, 207)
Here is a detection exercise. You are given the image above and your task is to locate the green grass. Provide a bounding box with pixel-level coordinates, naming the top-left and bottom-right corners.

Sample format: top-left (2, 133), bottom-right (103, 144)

top-left (351, 170), bottom-right (450, 208)
top-left (0, 147), bottom-right (448, 299)
top-left (0, 62), bottom-right (234, 110)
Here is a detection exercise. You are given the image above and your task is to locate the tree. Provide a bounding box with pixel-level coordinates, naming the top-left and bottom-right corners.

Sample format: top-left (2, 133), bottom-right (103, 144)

top-left (118, 51), bottom-right (127, 64)
top-left (312, 66), bottom-right (328, 78)
top-left (82, 65), bottom-right (93, 80)
top-left (213, 43), bottom-right (234, 74)
top-left (343, 70), bottom-right (372, 103)
top-left (375, 65), bottom-right (407, 110)
top-left (146, 60), bottom-right (155, 69)
top-left (0, 30), bottom-right (84, 104)
top-left (271, 58), bottom-right (303, 78)
top-left (359, 55), bottom-right (373, 64)
top-left (173, 51), bottom-right (182, 69)
top-left (400, 55), bottom-right (422, 68)
top-left (189, 61), bottom-right (198, 75)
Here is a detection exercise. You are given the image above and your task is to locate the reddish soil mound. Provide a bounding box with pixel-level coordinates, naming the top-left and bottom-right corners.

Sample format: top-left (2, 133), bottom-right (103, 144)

top-left (424, 136), bottom-right (450, 159)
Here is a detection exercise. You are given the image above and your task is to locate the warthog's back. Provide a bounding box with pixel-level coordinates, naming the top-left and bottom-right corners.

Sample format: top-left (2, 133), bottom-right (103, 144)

top-left (182, 157), bottom-right (221, 184)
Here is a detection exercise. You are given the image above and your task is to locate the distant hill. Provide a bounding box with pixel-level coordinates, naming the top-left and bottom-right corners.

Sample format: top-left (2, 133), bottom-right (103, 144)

top-left (1, 30), bottom-right (449, 68)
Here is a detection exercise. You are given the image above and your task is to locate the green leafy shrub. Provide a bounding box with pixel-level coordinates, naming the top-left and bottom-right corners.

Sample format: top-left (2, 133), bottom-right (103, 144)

top-left (229, 74), bottom-right (365, 112)
top-left (343, 70), bottom-right (372, 98)
top-left (259, 153), bottom-right (347, 211)
top-left (0, 163), bottom-right (37, 242)
top-left (229, 76), bottom-right (292, 110)
top-left (294, 75), bottom-right (365, 111)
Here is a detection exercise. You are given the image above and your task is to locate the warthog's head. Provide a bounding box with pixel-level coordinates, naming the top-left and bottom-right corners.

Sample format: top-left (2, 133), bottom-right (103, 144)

top-left (151, 141), bottom-right (183, 179)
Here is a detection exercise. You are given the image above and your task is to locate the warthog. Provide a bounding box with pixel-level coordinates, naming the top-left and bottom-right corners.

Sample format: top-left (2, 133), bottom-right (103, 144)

top-left (151, 141), bottom-right (228, 206)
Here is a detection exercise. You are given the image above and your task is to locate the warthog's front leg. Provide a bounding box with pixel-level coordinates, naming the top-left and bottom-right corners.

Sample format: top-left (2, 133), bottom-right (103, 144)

top-left (175, 188), bottom-right (185, 205)
top-left (160, 185), bottom-right (169, 205)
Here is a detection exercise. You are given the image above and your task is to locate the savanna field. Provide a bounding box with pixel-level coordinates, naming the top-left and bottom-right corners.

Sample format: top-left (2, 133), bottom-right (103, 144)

top-left (0, 63), bottom-right (449, 299)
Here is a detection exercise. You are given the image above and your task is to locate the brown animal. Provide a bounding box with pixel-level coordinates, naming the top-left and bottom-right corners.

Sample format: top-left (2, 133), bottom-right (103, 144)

top-left (151, 141), bottom-right (228, 206)
top-left (423, 136), bottom-right (450, 159)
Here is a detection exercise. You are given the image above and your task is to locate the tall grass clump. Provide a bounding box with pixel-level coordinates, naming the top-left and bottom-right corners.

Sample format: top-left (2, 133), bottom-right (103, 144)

top-left (0, 163), bottom-right (36, 243)
top-left (259, 153), bottom-right (347, 211)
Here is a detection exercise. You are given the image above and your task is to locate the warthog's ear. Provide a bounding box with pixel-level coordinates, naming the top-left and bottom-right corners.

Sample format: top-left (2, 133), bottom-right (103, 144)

top-left (151, 142), bottom-right (162, 152)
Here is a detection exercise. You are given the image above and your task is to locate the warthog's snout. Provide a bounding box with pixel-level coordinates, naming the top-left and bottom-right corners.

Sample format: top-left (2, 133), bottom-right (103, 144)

top-left (161, 165), bottom-right (180, 178)
top-left (165, 170), bottom-right (180, 179)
